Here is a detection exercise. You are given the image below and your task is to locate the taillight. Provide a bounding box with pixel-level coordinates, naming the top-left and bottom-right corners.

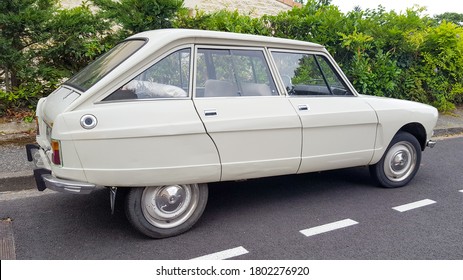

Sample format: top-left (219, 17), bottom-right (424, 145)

top-left (51, 140), bottom-right (61, 165)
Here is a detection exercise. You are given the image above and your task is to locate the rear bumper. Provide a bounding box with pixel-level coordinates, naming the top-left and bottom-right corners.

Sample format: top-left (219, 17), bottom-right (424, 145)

top-left (26, 144), bottom-right (96, 194)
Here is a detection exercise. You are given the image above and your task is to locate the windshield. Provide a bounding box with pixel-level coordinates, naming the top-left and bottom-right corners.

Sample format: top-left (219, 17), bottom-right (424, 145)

top-left (66, 39), bottom-right (146, 91)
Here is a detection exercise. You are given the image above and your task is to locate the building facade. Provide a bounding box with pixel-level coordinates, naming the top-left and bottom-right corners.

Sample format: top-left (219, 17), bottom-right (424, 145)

top-left (184, 0), bottom-right (300, 16)
top-left (61, 0), bottom-right (301, 16)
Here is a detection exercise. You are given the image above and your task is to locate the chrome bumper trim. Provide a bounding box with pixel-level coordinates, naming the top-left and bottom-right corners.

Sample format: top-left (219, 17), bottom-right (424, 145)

top-left (27, 143), bottom-right (96, 194)
top-left (42, 174), bottom-right (97, 194)
top-left (426, 140), bottom-right (437, 148)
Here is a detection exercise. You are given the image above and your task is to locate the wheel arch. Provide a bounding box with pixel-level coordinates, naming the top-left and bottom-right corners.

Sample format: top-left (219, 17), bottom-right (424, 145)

top-left (398, 122), bottom-right (427, 151)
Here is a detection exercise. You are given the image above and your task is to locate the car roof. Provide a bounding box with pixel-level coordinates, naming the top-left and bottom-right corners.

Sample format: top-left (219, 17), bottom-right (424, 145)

top-left (128, 28), bottom-right (325, 51)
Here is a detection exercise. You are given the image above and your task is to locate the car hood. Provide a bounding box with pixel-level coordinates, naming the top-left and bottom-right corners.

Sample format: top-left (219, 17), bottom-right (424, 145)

top-left (358, 94), bottom-right (437, 113)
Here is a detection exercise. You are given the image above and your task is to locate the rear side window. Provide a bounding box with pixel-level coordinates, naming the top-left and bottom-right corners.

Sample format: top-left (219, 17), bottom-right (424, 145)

top-left (195, 49), bottom-right (278, 97)
top-left (104, 48), bottom-right (191, 101)
top-left (271, 52), bottom-right (352, 96)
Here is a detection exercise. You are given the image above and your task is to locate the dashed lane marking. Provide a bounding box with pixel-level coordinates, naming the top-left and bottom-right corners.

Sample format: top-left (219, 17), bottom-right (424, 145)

top-left (300, 218), bottom-right (359, 237)
top-left (392, 199), bottom-right (436, 212)
top-left (192, 246), bottom-right (249, 260)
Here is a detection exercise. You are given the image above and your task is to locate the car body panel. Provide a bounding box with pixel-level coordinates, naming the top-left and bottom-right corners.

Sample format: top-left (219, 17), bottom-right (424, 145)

top-left (29, 29), bottom-right (438, 189)
top-left (41, 86), bottom-right (81, 126)
top-left (54, 100), bottom-right (221, 186)
top-left (289, 96), bottom-right (378, 173)
top-left (361, 95), bottom-right (438, 163)
top-left (194, 96), bottom-right (302, 181)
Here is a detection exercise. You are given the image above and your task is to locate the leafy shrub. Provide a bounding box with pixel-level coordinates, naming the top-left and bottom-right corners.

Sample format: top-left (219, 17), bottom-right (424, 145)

top-left (174, 9), bottom-right (271, 35)
top-left (2, 0), bottom-right (463, 114)
top-left (0, 83), bottom-right (42, 117)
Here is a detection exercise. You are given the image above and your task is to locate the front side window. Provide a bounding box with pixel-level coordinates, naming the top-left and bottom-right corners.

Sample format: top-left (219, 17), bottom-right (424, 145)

top-left (271, 52), bottom-right (352, 96)
top-left (67, 39), bottom-right (146, 91)
top-left (104, 48), bottom-right (191, 101)
top-left (195, 49), bottom-right (278, 97)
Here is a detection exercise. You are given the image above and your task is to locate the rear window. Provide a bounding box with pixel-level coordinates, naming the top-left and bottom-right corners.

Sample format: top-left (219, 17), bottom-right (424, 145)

top-left (66, 39), bottom-right (146, 91)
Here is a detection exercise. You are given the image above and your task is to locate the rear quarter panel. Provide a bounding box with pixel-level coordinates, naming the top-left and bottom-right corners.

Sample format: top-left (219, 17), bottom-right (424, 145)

top-left (54, 100), bottom-right (221, 186)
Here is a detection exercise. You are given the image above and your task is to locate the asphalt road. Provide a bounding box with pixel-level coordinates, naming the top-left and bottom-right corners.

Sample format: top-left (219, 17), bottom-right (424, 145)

top-left (1, 136), bottom-right (462, 260)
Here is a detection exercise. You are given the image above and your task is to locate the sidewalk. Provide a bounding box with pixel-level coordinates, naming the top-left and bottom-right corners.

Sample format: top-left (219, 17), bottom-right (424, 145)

top-left (0, 118), bottom-right (35, 192)
top-left (434, 106), bottom-right (463, 137)
top-left (1, 107), bottom-right (463, 193)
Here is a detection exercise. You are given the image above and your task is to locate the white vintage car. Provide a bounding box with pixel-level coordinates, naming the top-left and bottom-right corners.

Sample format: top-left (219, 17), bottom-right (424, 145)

top-left (27, 29), bottom-right (438, 238)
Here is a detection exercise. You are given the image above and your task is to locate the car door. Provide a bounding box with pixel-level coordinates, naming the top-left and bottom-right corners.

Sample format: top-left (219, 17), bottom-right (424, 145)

top-left (193, 47), bottom-right (302, 181)
top-left (271, 50), bottom-right (378, 173)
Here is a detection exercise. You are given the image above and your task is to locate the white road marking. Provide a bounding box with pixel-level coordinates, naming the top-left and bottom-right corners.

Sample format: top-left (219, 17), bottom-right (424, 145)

top-left (459, 190), bottom-right (463, 193)
top-left (300, 219), bottom-right (359, 237)
top-left (192, 246), bottom-right (249, 260)
top-left (392, 199), bottom-right (436, 212)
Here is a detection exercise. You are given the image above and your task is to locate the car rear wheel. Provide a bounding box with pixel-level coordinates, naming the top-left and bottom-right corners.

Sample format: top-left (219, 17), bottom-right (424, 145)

top-left (125, 183), bottom-right (208, 238)
top-left (369, 131), bottom-right (422, 188)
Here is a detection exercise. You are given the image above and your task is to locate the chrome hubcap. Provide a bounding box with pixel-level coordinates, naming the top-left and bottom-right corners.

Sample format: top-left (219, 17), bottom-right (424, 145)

top-left (155, 185), bottom-right (186, 215)
top-left (384, 141), bottom-right (416, 182)
top-left (142, 184), bottom-right (199, 228)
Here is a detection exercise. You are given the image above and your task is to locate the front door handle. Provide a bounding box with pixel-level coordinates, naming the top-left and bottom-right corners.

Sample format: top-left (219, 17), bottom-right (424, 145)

top-left (204, 109), bottom-right (217, 116)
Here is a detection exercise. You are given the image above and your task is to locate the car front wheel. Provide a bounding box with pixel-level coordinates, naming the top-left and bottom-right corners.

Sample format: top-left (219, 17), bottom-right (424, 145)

top-left (125, 183), bottom-right (208, 238)
top-left (369, 131), bottom-right (422, 188)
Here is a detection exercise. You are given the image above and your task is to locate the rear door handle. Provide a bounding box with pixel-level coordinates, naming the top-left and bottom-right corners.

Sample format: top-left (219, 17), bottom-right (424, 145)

top-left (298, 104), bottom-right (309, 111)
top-left (204, 109), bottom-right (217, 116)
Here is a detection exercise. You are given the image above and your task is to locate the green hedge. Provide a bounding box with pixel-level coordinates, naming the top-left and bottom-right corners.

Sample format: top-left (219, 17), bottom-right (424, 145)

top-left (174, 1), bottom-right (463, 112)
top-left (2, 0), bottom-right (463, 117)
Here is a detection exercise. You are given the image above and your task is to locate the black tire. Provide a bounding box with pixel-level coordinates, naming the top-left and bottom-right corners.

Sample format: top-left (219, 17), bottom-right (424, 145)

top-left (125, 183), bottom-right (208, 238)
top-left (369, 131), bottom-right (422, 188)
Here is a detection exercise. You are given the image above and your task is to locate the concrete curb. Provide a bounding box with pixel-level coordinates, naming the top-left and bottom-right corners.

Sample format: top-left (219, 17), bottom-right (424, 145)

top-left (0, 171), bottom-right (36, 193)
top-left (433, 127), bottom-right (463, 137)
top-left (0, 134), bottom-right (35, 146)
